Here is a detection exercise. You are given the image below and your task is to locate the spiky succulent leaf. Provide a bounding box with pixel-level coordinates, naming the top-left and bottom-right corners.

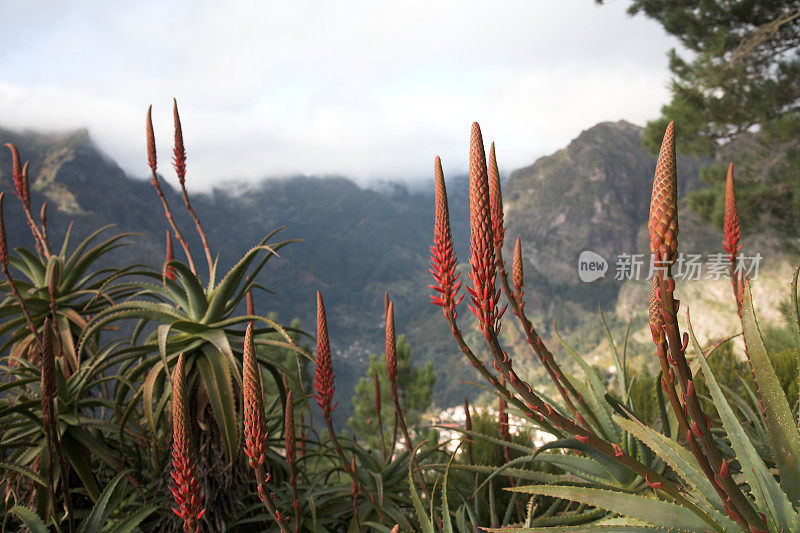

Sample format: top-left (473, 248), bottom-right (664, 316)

top-left (409, 458), bottom-right (434, 533)
top-left (196, 344), bottom-right (240, 462)
top-left (740, 278), bottom-right (800, 505)
top-left (688, 312), bottom-right (798, 531)
top-left (611, 414), bottom-right (721, 507)
top-left (508, 485), bottom-right (718, 532)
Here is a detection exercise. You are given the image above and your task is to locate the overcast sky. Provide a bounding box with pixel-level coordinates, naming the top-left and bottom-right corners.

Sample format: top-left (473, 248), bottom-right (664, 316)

top-left (0, 1), bottom-right (679, 189)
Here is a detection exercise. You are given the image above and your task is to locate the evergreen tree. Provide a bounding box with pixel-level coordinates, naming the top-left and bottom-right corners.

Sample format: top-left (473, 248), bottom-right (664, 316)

top-left (348, 336), bottom-right (436, 451)
top-left (608, 0), bottom-right (800, 231)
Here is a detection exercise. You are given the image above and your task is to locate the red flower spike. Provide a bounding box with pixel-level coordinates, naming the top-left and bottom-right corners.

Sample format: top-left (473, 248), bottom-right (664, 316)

top-left (5, 144), bottom-right (30, 209)
top-left (146, 106), bottom-right (157, 174)
top-left (165, 231), bottom-right (175, 281)
top-left (314, 292), bottom-right (336, 417)
top-left (21, 161), bottom-right (31, 209)
top-left (512, 237), bottom-right (524, 298)
top-left (243, 322), bottom-right (268, 468)
top-left (487, 142), bottom-right (505, 250)
top-left (649, 276), bottom-right (665, 343)
top-left (466, 123), bottom-right (501, 336)
top-left (648, 121), bottom-right (679, 265)
top-left (171, 353), bottom-right (205, 532)
top-left (285, 389), bottom-right (296, 476)
top-left (5, 143), bottom-right (22, 190)
top-left (723, 163), bottom-right (741, 261)
top-left (386, 300), bottom-right (397, 389)
top-left (430, 156), bottom-right (463, 315)
top-left (172, 99), bottom-right (187, 185)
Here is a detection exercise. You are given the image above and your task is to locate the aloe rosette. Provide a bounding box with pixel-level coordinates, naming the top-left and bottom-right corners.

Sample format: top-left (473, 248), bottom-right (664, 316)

top-left (76, 105), bottom-right (307, 468)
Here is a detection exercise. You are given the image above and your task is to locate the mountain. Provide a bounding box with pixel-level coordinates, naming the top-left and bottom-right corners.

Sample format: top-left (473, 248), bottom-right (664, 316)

top-left (501, 121), bottom-right (711, 333)
top-left (2, 120), bottom-right (743, 420)
top-left (0, 126), bottom-right (470, 424)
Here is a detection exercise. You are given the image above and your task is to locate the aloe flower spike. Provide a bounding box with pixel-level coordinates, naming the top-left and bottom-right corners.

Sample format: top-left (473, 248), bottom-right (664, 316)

top-left (313, 292), bottom-right (336, 418)
top-left (430, 156), bottom-right (463, 315)
top-left (466, 123), bottom-right (503, 336)
top-left (172, 99), bottom-right (214, 276)
top-left (723, 162), bottom-right (743, 315)
top-left (171, 353), bottom-right (205, 532)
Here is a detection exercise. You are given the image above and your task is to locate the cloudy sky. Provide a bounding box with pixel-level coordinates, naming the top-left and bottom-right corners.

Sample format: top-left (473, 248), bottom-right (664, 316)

top-left (0, 1), bottom-right (679, 189)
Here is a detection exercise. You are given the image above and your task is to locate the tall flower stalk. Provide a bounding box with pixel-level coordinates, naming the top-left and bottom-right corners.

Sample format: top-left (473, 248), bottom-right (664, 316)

top-left (723, 163), bottom-right (743, 316)
top-left (172, 99), bottom-right (213, 278)
top-left (145, 106), bottom-right (197, 275)
top-left (434, 122), bottom-right (717, 523)
top-left (242, 322), bottom-right (290, 532)
top-left (373, 367), bottom-right (386, 461)
top-left (648, 123), bottom-right (765, 532)
top-left (313, 292), bottom-right (386, 520)
top-left (4, 143), bottom-right (49, 257)
top-left (0, 192), bottom-right (39, 349)
top-left (170, 353), bottom-right (205, 533)
top-left (486, 137), bottom-right (593, 429)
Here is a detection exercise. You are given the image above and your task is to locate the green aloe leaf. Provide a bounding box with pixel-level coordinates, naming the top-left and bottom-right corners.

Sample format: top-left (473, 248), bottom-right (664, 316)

top-left (76, 471), bottom-right (128, 533)
top-left (13, 247), bottom-right (46, 286)
top-left (196, 344), bottom-right (239, 462)
top-left (508, 485), bottom-right (717, 531)
top-left (409, 459), bottom-right (434, 533)
top-left (598, 304), bottom-right (628, 400)
top-left (554, 323), bottom-right (620, 442)
top-left (61, 233), bottom-right (131, 290)
top-left (142, 362), bottom-right (165, 438)
top-left (741, 278), bottom-right (800, 505)
top-left (611, 414), bottom-right (730, 519)
top-left (167, 260), bottom-right (207, 320)
top-left (9, 505), bottom-right (49, 533)
top-left (533, 453), bottom-right (615, 485)
top-left (484, 526), bottom-right (678, 532)
top-left (688, 311), bottom-right (797, 531)
top-left (441, 447), bottom-right (458, 533)
top-left (63, 225), bottom-right (115, 271)
top-left (791, 264), bottom-right (800, 420)
top-left (60, 432), bottom-right (101, 501)
top-left (110, 506), bottom-right (158, 533)
top-left (0, 461), bottom-right (47, 487)
top-left (202, 245), bottom-right (275, 324)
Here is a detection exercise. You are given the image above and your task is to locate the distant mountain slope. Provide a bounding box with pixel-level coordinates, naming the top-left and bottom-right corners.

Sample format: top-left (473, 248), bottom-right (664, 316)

top-left (1, 120), bottom-right (734, 417)
top-left (0, 127), bottom-right (470, 423)
top-left (501, 121), bottom-right (708, 330)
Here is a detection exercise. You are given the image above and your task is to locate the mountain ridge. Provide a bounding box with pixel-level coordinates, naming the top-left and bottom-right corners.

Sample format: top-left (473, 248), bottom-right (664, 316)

top-left (0, 120), bottom-right (719, 414)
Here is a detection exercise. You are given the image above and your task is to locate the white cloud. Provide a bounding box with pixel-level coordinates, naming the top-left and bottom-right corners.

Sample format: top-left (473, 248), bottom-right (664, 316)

top-left (0, 0), bottom-right (679, 189)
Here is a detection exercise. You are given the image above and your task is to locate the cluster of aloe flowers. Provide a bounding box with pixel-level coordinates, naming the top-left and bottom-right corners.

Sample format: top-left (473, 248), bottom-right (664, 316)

top-left (4, 97), bottom-right (800, 531)
top-left (428, 120), bottom-right (800, 531)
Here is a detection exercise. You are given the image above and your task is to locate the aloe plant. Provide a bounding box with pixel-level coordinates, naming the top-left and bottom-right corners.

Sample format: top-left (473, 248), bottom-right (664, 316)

top-left (8, 471), bottom-right (156, 533)
top-left (0, 144), bottom-right (142, 372)
top-left (430, 121), bottom-right (800, 531)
